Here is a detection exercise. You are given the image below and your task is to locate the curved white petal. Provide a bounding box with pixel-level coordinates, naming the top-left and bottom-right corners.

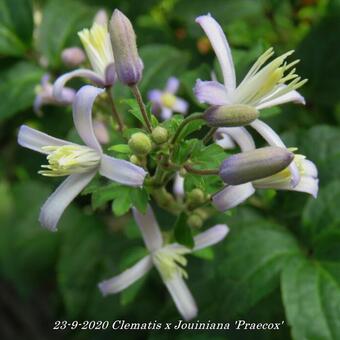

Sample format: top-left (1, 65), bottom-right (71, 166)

top-left (73, 85), bottom-right (104, 153)
top-left (193, 224), bottom-right (229, 251)
top-left (196, 15), bottom-right (236, 92)
top-left (18, 125), bottom-right (69, 154)
top-left (53, 69), bottom-right (104, 101)
top-left (301, 159), bottom-right (318, 178)
top-left (173, 173), bottom-right (185, 199)
top-left (161, 107), bottom-right (173, 120)
top-left (132, 206), bottom-right (163, 252)
top-left (163, 273), bottom-right (198, 321)
top-left (215, 127), bottom-right (255, 152)
top-left (194, 80), bottom-right (229, 105)
top-left (250, 119), bottom-right (300, 187)
top-left (99, 154), bottom-right (147, 187)
top-left (212, 183), bottom-right (255, 212)
top-left (256, 88), bottom-right (305, 110)
top-left (172, 97), bottom-right (188, 114)
top-left (165, 77), bottom-right (180, 94)
top-left (98, 255), bottom-right (153, 295)
top-left (39, 170), bottom-right (96, 231)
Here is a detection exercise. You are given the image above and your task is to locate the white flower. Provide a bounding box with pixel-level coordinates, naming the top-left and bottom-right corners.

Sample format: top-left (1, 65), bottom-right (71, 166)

top-left (18, 85), bottom-right (147, 231)
top-left (212, 127), bottom-right (318, 212)
top-left (148, 77), bottom-right (188, 120)
top-left (194, 14), bottom-right (308, 187)
top-left (98, 206), bottom-right (229, 320)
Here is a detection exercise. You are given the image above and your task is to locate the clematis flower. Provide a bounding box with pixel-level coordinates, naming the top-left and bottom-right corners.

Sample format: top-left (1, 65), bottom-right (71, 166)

top-left (194, 14), bottom-right (308, 186)
top-left (212, 127), bottom-right (318, 212)
top-left (34, 74), bottom-right (75, 115)
top-left (148, 77), bottom-right (188, 120)
top-left (54, 12), bottom-right (115, 100)
top-left (18, 85), bottom-right (147, 231)
top-left (98, 206), bottom-right (229, 320)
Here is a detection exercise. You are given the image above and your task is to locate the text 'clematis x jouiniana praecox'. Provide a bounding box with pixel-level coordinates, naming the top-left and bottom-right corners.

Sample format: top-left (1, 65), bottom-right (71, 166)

top-left (18, 85), bottom-right (147, 231)
top-left (194, 14), bottom-right (308, 187)
top-left (98, 206), bottom-right (229, 320)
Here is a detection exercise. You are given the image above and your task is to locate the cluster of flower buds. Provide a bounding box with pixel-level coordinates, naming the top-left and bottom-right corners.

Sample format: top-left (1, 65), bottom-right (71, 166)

top-left (20, 9), bottom-right (318, 321)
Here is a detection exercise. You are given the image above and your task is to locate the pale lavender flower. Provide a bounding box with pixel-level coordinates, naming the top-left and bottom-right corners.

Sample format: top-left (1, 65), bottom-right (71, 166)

top-left (148, 77), bottom-right (188, 120)
top-left (18, 85), bottom-right (147, 231)
top-left (194, 14), bottom-right (308, 186)
top-left (212, 127), bottom-right (318, 211)
top-left (53, 11), bottom-right (115, 100)
top-left (34, 74), bottom-right (75, 115)
top-left (98, 206), bottom-right (229, 320)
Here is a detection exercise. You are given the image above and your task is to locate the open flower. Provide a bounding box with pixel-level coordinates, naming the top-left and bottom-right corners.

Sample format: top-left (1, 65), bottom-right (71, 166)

top-left (54, 11), bottom-right (115, 100)
top-left (34, 74), bottom-right (75, 115)
top-left (18, 85), bottom-right (147, 231)
top-left (98, 206), bottom-right (229, 320)
top-left (194, 14), bottom-right (308, 186)
top-left (148, 77), bottom-right (188, 120)
top-left (212, 127), bottom-right (318, 212)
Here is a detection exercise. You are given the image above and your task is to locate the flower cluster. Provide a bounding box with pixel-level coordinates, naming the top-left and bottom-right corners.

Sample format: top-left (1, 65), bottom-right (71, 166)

top-left (17, 9), bottom-right (318, 320)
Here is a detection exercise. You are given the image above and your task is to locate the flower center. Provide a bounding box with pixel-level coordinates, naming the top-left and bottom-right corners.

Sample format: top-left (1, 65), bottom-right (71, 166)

top-left (161, 92), bottom-right (177, 108)
top-left (39, 145), bottom-right (101, 177)
top-left (153, 246), bottom-right (189, 280)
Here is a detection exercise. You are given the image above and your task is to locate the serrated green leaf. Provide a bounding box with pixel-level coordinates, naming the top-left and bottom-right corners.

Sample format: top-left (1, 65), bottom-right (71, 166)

top-left (131, 188), bottom-right (149, 214)
top-left (174, 213), bottom-right (194, 248)
top-left (112, 188), bottom-right (132, 216)
top-left (191, 143), bottom-right (227, 168)
top-left (172, 138), bottom-right (202, 165)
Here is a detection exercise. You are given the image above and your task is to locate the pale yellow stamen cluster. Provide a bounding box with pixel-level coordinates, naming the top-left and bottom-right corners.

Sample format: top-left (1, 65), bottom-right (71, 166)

top-left (161, 92), bottom-right (177, 108)
top-left (39, 145), bottom-right (100, 177)
top-left (153, 246), bottom-right (190, 280)
top-left (78, 23), bottom-right (114, 77)
top-left (233, 48), bottom-right (307, 106)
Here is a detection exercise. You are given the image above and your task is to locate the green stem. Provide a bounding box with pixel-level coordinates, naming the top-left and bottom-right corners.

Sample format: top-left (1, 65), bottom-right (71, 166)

top-left (150, 187), bottom-right (182, 215)
top-left (184, 163), bottom-right (219, 176)
top-left (171, 113), bottom-right (204, 145)
top-left (202, 127), bottom-right (217, 145)
top-left (130, 85), bottom-right (153, 133)
top-left (106, 87), bottom-right (124, 132)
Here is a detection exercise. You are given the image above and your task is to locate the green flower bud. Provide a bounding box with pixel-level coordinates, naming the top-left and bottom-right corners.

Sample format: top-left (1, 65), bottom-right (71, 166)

top-left (151, 126), bottom-right (169, 144)
top-left (187, 188), bottom-right (205, 204)
top-left (220, 146), bottom-right (294, 185)
top-left (109, 9), bottom-right (143, 85)
top-left (128, 132), bottom-right (152, 156)
top-left (129, 154), bottom-right (141, 165)
top-left (203, 104), bottom-right (259, 127)
top-left (187, 214), bottom-right (203, 229)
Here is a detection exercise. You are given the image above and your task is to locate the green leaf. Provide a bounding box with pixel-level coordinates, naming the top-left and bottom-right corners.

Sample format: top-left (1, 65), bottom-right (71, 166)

top-left (131, 188), bottom-right (149, 214)
top-left (108, 144), bottom-right (131, 154)
top-left (281, 255), bottom-right (340, 340)
top-left (90, 183), bottom-right (122, 210)
top-left (0, 62), bottom-right (44, 120)
top-left (172, 138), bottom-right (202, 165)
top-left (217, 220), bottom-right (300, 317)
top-left (112, 187), bottom-right (132, 216)
top-left (37, 0), bottom-right (93, 68)
top-left (174, 213), bottom-right (194, 248)
top-left (0, 0), bottom-right (33, 56)
top-left (191, 143), bottom-right (227, 168)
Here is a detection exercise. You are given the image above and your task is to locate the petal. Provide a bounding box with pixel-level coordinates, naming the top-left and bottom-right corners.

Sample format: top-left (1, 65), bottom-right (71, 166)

top-left (172, 97), bottom-right (188, 114)
top-left (39, 170), bottom-right (96, 231)
top-left (250, 119), bottom-right (300, 187)
top-left (33, 95), bottom-right (43, 115)
top-left (212, 183), bottom-right (255, 211)
top-left (193, 224), bottom-right (229, 251)
top-left (163, 273), bottom-right (198, 320)
top-left (98, 255), bottom-right (153, 295)
top-left (301, 159), bottom-right (318, 178)
top-left (18, 125), bottom-right (69, 154)
top-left (161, 107), bottom-right (173, 121)
top-left (194, 79), bottom-right (229, 105)
top-left (215, 127), bottom-right (255, 152)
top-left (256, 88), bottom-right (305, 110)
top-left (148, 89), bottom-right (162, 103)
top-left (173, 172), bottom-right (185, 199)
top-left (215, 131), bottom-right (236, 149)
top-left (53, 69), bottom-right (104, 101)
top-left (196, 15), bottom-right (236, 92)
top-left (99, 154), bottom-right (147, 187)
top-left (132, 206), bottom-right (163, 252)
top-left (165, 77), bottom-right (180, 94)
top-left (73, 85), bottom-right (104, 152)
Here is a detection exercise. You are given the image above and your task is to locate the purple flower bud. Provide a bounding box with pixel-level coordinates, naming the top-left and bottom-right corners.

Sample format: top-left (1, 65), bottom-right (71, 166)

top-left (61, 47), bottom-right (86, 67)
top-left (219, 146), bottom-right (294, 185)
top-left (203, 104), bottom-right (259, 127)
top-left (109, 9), bottom-right (143, 85)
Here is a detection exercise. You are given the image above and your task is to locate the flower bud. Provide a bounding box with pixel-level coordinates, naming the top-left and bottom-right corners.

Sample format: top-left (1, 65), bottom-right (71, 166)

top-left (187, 188), bottom-right (205, 205)
top-left (130, 154), bottom-right (141, 166)
top-left (128, 132), bottom-right (152, 156)
top-left (61, 47), bottom-right (86, 67)
top-left (187, 214), bottom-right (203, 229)
top-left (109, 9), bottom-right (143, 85)
top-left (203, 104), bottom-right (259, 127)
top-left (151, 126), bottom-right (168, 144)
top-left (219, 146), bottom-right (294, 185)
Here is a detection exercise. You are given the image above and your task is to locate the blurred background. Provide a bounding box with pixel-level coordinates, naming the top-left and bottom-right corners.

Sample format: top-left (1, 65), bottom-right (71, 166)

top-left (0, 0), bottom-right (339, 339)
